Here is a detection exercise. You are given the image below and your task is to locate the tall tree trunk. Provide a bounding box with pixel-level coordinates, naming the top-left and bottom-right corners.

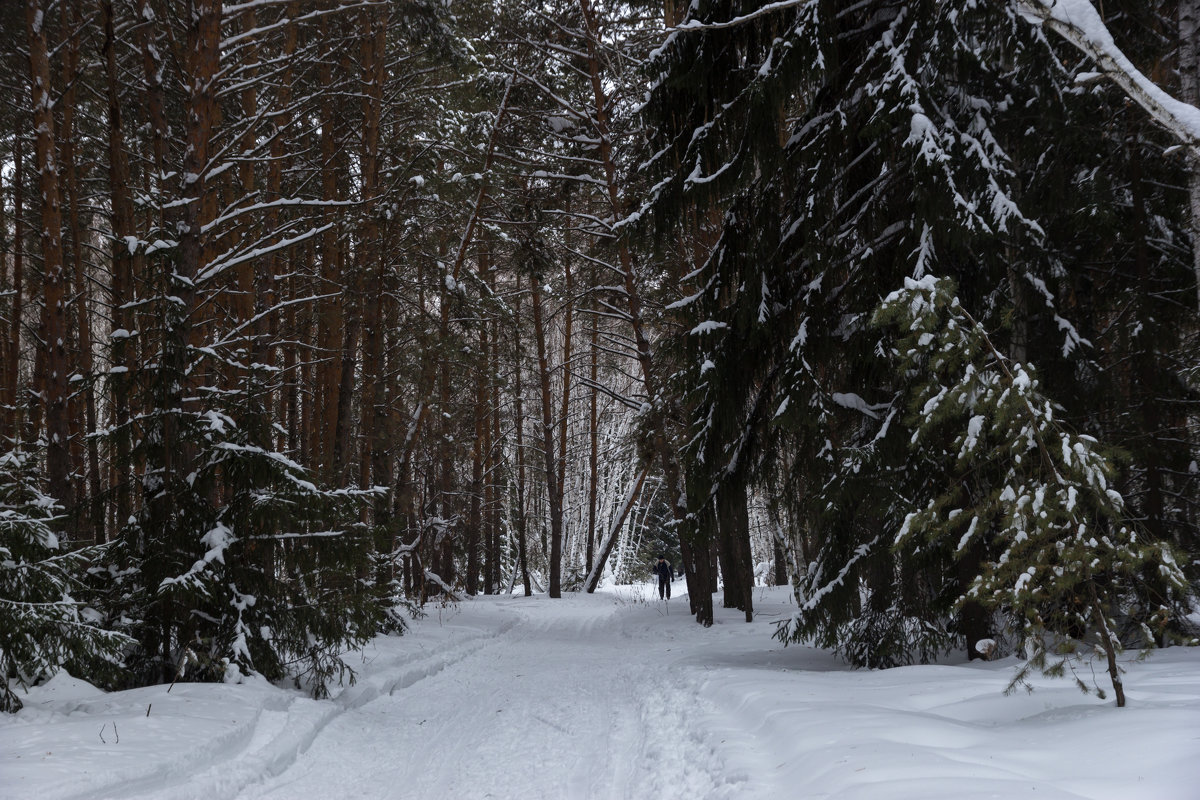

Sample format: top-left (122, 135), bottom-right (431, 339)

top-left (716, 480), bottom-right (754, 619)
top-left (436, 284), bottom-right (457, 589)
top-left (315, 49), bottom-right (345, 474)
top-left (357, 2), bottom-right (387, 489)
top-left (25, 0), bottom-right (74, 523)
top-left (1129, 135), bottom-right (1167, 542)
top-left (270, 4), bottom-right (300, 452)
top-left (1183, 0), bottom-right (1200, 307)
top-left (530, 276), bottom-right (564, 597)
top-left (163, 0), bottom-right (221, 680)
top-left (586, 290), bottom-right (599, 574)
top-left (557, 198), bottom-right (575, 567)
top-left (487, 305), bottom-right (502, 593)
top-left (2, 141), bottom-right (23, 443)
top-left (467, 315), bottom-right (486, 595)
top-left (59, 2), bottom-right (104, 541)
top-left (513, 296), bottom-right (532, 596)
top-left (101, 0), bottom-right (136, 535)
top-left (0, 160), bottom-right (7, 441)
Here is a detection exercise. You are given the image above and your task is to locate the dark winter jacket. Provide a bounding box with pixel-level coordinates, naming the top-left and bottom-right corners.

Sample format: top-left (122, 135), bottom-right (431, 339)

top-left (653, 560), bottom-right (673, 583)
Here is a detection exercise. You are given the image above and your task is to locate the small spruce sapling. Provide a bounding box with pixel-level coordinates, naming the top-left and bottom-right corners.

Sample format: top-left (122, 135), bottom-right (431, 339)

top-left (0, 449), bottom-right (130, 712)
top-left (877, 276), bottom-right (1189, 707)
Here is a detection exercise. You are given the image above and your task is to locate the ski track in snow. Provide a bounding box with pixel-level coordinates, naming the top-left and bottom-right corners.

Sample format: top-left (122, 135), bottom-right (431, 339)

top-left (4, 586), bottom-right (1199, 800)
top-left (240, 591), bottom-right (743, 800)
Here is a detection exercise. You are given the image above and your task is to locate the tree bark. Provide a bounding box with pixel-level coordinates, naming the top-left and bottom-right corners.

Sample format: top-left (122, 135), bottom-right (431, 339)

top-left (357, 2), bottom-right (387, 492)
top-left (467, 315), bottom-right (486, 595)
top-left (557, 198), bottom-right (575, 565)
top-left (2, 139), bottom-right (23, 443)
top-left (531, 275), bottom-right (564, 597)
top-left (513, 296), bottom-right (532, 596)
top-left (586, 288), bottom-right (599, 574)
top-left (716, 480), bottom-right (754, 619)
top-left (488, 305), bottom-right (502, 593)
top-left (25, 0), bottom-right (75, 521)
top-left (59, 2), bottom-right (103, 540)
top-left (1181, 0), bottom-right (1200, 308)
top-left (101, 0), bottom-right (136, 534)
top-left (270, 4), bottom-right (300, 452)
top-left (315, 47), bottom-right (345, 474)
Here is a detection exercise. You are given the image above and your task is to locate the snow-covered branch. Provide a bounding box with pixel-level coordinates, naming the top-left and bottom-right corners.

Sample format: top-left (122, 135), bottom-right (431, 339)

top-left (1017, 0), bottom-right (1200, 152)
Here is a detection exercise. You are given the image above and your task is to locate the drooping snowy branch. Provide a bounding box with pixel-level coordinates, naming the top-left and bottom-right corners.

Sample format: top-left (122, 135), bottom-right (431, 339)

top-left (1017, 0), bottom-right (1200, 152)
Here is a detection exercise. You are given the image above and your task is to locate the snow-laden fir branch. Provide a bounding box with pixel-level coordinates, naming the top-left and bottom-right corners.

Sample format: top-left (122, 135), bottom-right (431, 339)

top-left (1017, 0), bottom-right (1200, 152)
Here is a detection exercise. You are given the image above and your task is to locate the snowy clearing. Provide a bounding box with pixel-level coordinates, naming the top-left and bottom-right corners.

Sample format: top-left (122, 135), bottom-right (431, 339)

top-left (3, 586), bottom-right (1198, 800)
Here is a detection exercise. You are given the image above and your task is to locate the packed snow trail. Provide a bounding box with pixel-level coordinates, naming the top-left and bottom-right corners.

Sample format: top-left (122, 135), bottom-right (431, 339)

top-left (4, 586), bottom-right (1199, 800)
top-left (239, 591), bottom-right (742, 800)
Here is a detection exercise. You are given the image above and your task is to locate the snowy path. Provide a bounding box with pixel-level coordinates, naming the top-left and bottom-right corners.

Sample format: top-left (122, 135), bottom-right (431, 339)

top-left (239, 594), bottom-right (739, 800)
top-left (4, 586), bottom-right (1199, 800)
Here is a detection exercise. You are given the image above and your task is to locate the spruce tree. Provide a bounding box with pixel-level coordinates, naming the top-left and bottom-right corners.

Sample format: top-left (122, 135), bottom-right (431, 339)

top-left (644, 0), bottom-right (1198, 664)
top-left (0, 448), bottom-right (129, 712)
top-left (109, 339), bottom-right (388, 694)
top-left (876, 275), bottom-right (1190, 705)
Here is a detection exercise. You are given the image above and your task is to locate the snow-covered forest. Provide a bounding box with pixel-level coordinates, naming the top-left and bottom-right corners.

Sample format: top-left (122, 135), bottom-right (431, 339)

top-left (2, 0), bottom-right (1199, 771)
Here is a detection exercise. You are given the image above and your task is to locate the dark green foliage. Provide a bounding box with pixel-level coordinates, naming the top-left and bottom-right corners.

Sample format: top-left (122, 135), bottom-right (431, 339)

top-left (116, 384), bottom-right (387, 694)
top-left (0, 449), bottom-right (130, 712)
top-left (104, 250), bottom-right (389, 696)
top-left (645, 0), bottom-right (1198, 670)
top-left (878, 276), bottom-right (1189, 697)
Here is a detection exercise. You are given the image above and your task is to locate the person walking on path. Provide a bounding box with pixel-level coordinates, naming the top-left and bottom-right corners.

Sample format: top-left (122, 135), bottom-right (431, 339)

top-left (654, 555), bottom-right (673, 600)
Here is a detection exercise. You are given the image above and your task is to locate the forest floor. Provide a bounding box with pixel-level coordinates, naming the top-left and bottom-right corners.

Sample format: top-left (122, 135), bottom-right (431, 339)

top-left (2, 585), bottom-right (1198, 800)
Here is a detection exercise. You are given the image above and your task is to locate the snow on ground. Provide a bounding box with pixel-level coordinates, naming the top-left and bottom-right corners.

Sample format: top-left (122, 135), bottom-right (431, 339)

top-left (3, 586), bottom-right (1198, 800)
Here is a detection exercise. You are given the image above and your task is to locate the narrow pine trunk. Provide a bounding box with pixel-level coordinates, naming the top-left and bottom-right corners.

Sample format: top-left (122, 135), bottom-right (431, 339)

top-left (315, 51), bottom-right (345, 473)
top-left (531, 276), bottom-right (563, 597)
top-left (2, 142), bottom-right (23, 442)
top-left (436, 283), bottom-right (456, 589)
top-left (270, 5), bottom-right (300, 452)
top-left (59, 3), bottom-right (103, 540)
top-left (101, 0), bottom-right (135, 532)
top-left (1090, 592), bottom-right (1126, 707)
top-left (586, 293), bottom-right (599, 574)
top-left (0, 163), bottom-right (7, 441)
top-left (487, 305), bottom-right (502, 593)
top-left (25, 0), bottom-right (74, 520)
top-left (513, 296), bottom-right (532, 596)
top-left (357, 3), bottom-right (387, 492)
top-left (557, 199), bottom-right (575, 566)
top-left (169, 0), bottom-right (221, 679)
top-left (467, 317), bottom-right (486, 595)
